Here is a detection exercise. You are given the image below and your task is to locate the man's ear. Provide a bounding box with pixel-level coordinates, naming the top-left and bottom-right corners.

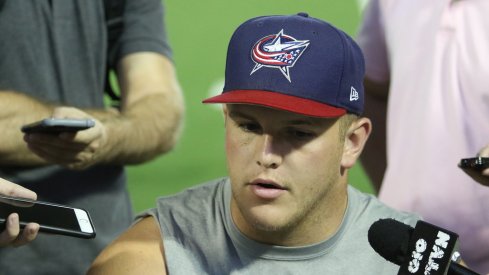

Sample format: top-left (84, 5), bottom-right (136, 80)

top-left (222, 105), bottom-right (228, 126)
top-left (341, 117), bottom-right (372, 169)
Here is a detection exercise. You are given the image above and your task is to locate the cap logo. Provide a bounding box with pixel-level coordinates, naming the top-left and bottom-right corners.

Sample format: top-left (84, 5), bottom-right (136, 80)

top-left (350, 86), bottom-right (359, 101)
top-left (250, 29), bottom-right (310, 82)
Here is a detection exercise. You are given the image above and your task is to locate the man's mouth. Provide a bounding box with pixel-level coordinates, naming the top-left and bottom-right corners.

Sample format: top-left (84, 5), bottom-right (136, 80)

top-left (254, 182), bottom-right (284, 189)
top-left (250, 179), bottom-right (287, 199)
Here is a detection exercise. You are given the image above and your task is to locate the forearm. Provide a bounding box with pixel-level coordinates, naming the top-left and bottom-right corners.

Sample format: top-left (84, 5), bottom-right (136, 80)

top-left (0, 92), bottom-right (53, 165)
top-left (92, 52), bottom-right (184, 165)
top-left (94, 92), bottom-right (183, 165)
top-left (20, 53), bottom-right (184, 168)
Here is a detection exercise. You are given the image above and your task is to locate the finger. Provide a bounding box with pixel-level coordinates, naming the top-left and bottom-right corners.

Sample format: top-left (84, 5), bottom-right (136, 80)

top-left (57, 132), bottom-right (76, 141)
top-left (482, 167), bottom-right (489, 177)
top-left (12, 223), bottom-right (40, 247)
top-left (50, 107), bottom-right (104, 144)
top-left (52, 106), bottom-right (87, 119)
top-left (461, 168), bottom-right (489, 187)
top-left (27, 143), bottom-right (97, 169)
top-left (27, 140), bottom-right (88, 157)
top-left (27, 143), bottom-right (85, 164)
top-left (27, 133), bottom-right (101, 156)
top-left (25, 134), bottom-right (88, 151)
top-left (0, 179), bottom-right (37, 200)
top-left (477, 145), bottom-right (489, 157)
top-left (0, 213), bottom-right (20, 247)
top-left (26, 133), bottom-right (103, 158)
top-left (60, 127), bottom-right (102, 143)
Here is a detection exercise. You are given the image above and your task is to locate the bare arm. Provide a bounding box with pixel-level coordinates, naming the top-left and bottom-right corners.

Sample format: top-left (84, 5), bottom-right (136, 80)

top-left (87, 216), bottom-right (167, 275)
top-left (359, 77), bottom-right (390, 193)
top-left (0, 92), bottom-right (54, 165)
top-left (98, 51), bottom-right (185, 164)
top-left (24, 52), bottom-right (184, 170)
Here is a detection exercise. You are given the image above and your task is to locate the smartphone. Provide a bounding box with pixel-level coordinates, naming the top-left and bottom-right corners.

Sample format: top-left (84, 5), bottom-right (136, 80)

top-left (21, 118), bottom-right (95, 134)
top-left (459, 157), bottom-right (489, 172)
top-left (0, 195), bottom-right (96, 239)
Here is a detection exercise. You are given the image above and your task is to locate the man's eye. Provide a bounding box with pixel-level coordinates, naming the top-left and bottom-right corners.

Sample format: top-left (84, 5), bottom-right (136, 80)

top-left (239, 123), bottom-right (260, 133)
top-left (288, 129), bottom-right (315, 139)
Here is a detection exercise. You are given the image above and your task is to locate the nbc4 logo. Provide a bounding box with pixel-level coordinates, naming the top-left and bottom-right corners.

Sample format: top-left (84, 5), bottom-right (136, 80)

top-left (350, 86), bottom-right (359, 101)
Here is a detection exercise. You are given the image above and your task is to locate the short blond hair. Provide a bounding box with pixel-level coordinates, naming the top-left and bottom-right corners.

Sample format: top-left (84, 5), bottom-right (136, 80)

top-left (338, 114), bottom-right (358, 141)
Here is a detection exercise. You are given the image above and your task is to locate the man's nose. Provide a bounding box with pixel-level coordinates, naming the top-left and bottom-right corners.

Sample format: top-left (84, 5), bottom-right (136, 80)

top-left (256, 135), bottom-right (282, 169)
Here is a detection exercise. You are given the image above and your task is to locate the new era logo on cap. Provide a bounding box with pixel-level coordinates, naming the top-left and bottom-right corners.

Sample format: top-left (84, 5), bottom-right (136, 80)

top-left (350, 87), bottom-right (359, 101)
top-left (203, 13), bottom-right (365, 117)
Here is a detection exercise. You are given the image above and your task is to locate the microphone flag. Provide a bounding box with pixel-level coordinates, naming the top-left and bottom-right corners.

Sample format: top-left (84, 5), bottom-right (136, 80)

top-left (399, 220), bottom-right (459, 275)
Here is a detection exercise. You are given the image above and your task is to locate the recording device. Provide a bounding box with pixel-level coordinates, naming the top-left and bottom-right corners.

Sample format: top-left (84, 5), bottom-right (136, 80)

top-left (459, 157), bottom-right (489, 172)
top-left (21, 118), bottom-right (95, 134)
top-left (368, 219), bottom-right (480, 275)
top-left (0, 195), bottom-right (96, 239)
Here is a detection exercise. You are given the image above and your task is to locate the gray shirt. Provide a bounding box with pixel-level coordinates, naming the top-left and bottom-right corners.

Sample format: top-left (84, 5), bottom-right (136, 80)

top-left (142, 178), bottom-right (420, 274)
top-left (0, 1), bottom-right (171, 274)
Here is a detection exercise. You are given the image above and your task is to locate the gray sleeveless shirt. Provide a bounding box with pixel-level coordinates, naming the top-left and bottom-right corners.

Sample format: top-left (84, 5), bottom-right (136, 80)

top-left (141, 178), bottom-right (419, 274)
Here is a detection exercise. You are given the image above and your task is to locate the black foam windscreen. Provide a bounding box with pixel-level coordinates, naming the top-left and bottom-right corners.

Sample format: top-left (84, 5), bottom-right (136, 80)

top-left (368, 219), bottom-right (480, 275)
top-left (368, 218), bottom-right (413, 265)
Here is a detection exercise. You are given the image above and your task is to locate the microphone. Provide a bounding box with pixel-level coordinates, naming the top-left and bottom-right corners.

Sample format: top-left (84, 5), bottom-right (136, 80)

top-left (368, 219), bottom-right (480, 275)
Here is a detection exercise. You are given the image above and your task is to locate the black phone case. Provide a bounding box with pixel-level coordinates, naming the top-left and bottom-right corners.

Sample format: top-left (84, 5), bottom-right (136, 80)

top-left (0, 220), bottom-right (96, 239)
top-left (0, 195), bottom-right (96, 239)
top-left (459, 157), bottom-right (489, 172)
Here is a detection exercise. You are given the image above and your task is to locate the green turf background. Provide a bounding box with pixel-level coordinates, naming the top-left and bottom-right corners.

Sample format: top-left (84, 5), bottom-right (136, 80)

top-left (126, 0), bottom-right (374, 212)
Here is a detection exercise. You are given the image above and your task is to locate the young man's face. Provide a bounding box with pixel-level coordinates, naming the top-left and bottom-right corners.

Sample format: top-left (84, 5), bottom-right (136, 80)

top-left (225, 104), bottom-right (349, 246)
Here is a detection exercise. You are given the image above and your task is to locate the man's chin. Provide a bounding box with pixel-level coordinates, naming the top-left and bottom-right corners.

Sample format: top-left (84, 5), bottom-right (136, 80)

top-left (247, 208), bottom-right (294, 233)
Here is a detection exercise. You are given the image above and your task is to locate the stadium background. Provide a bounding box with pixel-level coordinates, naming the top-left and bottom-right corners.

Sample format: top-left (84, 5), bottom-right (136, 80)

top-left (126, 0), bottom-right (374, 212)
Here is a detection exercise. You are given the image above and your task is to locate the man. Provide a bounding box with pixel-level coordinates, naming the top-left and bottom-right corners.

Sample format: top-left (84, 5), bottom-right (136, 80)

top-left (87, 13), bottom-right (419, 274)
top-left (0, 178), bottom-right (39, 247)
top-left (357, 0), bottom-right (489, 273)
top-left (0, 0), bottom-right (184, 274)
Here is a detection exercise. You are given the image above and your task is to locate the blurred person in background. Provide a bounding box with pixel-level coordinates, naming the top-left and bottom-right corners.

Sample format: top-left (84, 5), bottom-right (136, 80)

top-left (357, 0), bottom-right (489, 273)
top-left (0, 0), bottom-right (184, 274)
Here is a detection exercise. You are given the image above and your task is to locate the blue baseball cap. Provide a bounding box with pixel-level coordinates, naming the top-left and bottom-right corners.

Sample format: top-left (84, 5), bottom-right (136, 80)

top-left (203, 13), bottom-right (365, 117)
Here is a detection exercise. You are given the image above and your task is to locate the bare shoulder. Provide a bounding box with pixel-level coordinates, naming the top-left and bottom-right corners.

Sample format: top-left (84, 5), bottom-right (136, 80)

top-left (87, 216), bottom-right (167, 275)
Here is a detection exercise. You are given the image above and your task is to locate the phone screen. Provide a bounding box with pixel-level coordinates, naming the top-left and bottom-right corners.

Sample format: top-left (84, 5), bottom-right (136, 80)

top-left (0, 196), bottom-right (95, 238)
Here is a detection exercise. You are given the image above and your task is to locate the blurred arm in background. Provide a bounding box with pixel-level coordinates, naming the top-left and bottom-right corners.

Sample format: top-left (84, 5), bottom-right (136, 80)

top-left (10, 52), bottom-right (184, 170)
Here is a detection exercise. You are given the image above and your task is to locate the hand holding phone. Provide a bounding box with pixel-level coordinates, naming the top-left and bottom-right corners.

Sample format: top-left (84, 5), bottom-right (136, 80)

top-left (0, 195), bottom-right (96, 239)
top-left (22, 116), bottom-right (106, 170)
top-left (0, 178), bottom-right (40, 247)
top-left (21, 118), bottom-right (95, 134)
top-left (0, 212), bottom-right (40, 247)
top-left (459, 156), bottom-right (489, 187)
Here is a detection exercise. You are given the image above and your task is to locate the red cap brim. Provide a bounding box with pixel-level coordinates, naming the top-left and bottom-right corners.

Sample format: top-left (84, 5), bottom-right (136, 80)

top-left (202, 90), bottom-right (346, 118)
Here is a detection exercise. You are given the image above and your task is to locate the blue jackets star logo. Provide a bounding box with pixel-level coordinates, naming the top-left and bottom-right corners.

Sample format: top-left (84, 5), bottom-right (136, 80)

top-left (250, 29), bottom-right (310, 82)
